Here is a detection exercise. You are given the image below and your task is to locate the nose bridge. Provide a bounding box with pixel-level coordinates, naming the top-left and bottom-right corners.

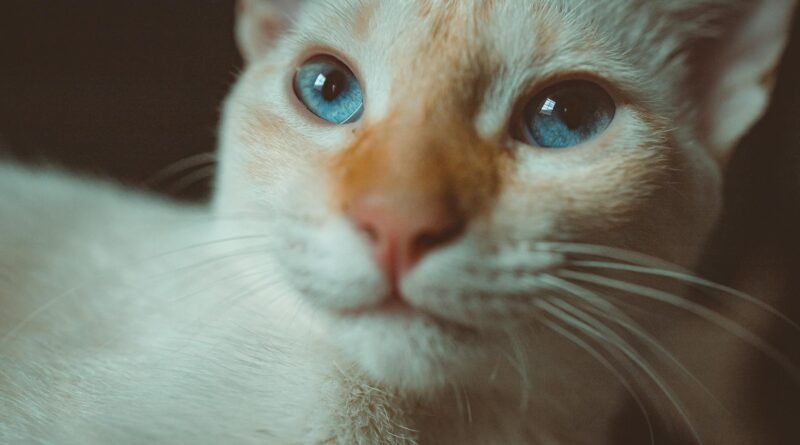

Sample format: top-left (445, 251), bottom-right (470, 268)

top-left (380, 111), bottom-right (463, 203)
top-left (329, 108), bottom-right (502, 220)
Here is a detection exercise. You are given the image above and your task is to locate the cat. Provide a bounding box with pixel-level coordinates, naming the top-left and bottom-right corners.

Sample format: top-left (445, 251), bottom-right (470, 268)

top-left (1, 0), bottom-right (798, 444)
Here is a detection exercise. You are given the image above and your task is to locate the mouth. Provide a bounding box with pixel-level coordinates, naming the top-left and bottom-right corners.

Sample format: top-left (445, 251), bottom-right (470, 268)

top-left (339, 292), bottom-right (479, 336)
top-left (327, 291), bottom-right (493, 392)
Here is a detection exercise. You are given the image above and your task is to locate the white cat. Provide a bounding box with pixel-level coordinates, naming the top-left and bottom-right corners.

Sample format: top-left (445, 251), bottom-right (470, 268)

top-left (1, 0), bottom-right (798, 444)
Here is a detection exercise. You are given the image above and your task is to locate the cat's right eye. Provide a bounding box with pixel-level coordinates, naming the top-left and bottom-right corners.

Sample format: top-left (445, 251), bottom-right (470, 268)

top-left (293, 55), bottom-right (364, 125)
top-left (515, 80), bottom-right (616, 149)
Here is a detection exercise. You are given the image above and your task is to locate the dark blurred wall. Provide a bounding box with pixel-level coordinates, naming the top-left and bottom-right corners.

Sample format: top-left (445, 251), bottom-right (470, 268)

top-left (0, 0), bottom-right (241, 199)
top-left (699, 9), bottom-right (800, 439)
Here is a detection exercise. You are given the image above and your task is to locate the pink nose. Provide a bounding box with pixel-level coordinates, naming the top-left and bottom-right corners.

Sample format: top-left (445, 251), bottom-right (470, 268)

top-left (348, 194), bottom-right (465, 283)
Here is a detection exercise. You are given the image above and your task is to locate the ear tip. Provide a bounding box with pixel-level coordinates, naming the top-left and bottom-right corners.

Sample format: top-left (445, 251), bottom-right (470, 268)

top-left (693, 0), bottom-right (796, 161)
top-left (235, 0), bottom-right (299, 64)
top-left (708, 86), bottom-right (770, 157)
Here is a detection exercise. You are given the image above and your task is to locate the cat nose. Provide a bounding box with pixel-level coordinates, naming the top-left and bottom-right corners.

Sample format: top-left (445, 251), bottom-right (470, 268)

top-left (347, 194), bottom-right (465, 279)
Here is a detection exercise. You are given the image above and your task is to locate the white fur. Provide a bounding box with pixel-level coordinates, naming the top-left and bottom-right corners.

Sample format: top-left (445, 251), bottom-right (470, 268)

top-left (1, 165), bottom-right (428, 444)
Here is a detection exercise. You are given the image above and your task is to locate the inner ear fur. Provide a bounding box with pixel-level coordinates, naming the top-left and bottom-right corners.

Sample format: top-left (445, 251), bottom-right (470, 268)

top-left (236, 0), bottom-right (303, 63)
top-left (688, 0), bottom-right (797, 163)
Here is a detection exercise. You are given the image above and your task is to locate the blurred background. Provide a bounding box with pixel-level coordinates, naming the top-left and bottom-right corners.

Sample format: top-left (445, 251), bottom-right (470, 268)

top-left (1, 0), bottom-right (798, 440)
top-left (0, 0), bottom-right (240, 199)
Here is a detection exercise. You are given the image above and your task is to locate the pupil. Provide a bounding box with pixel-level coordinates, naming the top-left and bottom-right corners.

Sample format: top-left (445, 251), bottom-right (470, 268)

top-left (556, 97), bottom-right (586, 130)
top-left (321, 70), bottom-right (347, 102)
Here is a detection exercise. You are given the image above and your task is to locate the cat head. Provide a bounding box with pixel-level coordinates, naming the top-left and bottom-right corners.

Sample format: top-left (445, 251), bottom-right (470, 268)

top-left (215, 0), bottom-right (796, 392)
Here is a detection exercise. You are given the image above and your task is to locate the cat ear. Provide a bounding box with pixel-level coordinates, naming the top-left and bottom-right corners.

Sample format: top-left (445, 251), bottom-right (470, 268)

top-left (235, 0), bottom-right (303, 63)
top-left (693, 0), bottom-right (797, 163)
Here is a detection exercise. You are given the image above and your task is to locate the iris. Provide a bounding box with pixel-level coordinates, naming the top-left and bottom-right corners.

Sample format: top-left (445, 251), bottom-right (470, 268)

top-left (294, 56), bottom-right (364, 124)
top-left (519, 81), bottom-right (615, 148)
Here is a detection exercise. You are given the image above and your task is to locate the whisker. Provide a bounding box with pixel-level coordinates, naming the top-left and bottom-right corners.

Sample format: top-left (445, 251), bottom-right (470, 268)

top-left (2, 287), bottom-right (82, 345)
top-left (539, 312), bottom-right (656, 445)
top-left (98, 270), bottom-right (282, 352)
top-left (571, 260), bottom-right (800, 331)
top-left (144, 152), bottom-right (216, 188)
top-left (560, 270), bottom-right (800, 383)
top-left (147, 235), bottom-right (276, 261)
top-left (451, 382), bottom-right (467, 423)
top-left (540, 274), bottom-right (725, 412)
top-left (537, 242), bottom-right (683, 271)
top-left (166, 165), bottom-right (217, 196)
top-left (504, 330), bottom-right (532, 411)
top-left (542, 300), bottom-right (652, 383)
top-left (1, 239), bottom-right (274, 345)
top-left (116, 260), bottom-right (282, 336)
top-left (539, 299), bottom-right (702, 444)
top-left (180, 274), bottom-right (286, 345)
top-left (462, 387), bottom-right (473, 425)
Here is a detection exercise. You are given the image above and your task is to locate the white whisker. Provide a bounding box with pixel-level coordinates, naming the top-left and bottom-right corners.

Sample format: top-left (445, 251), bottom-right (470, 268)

top-left (1, 238), bottom-right (273, 345)
top-left (540, 274), bottom-right (725, 412)
top-left (537, 242), bottom-right (683, 271)
top-left (539, 299), bottom-right (702, 444)
top-left (539, 312), bottom-right (656, 445)
top-left (502, 330), bottom-right (532, 411)
top-left (463, 387), bottom-right (473, 424)
top-left (571, 260), bottom-right (800, 331)
top-left (451, 382), bottom-right (467, 422)
top-left (144, 152), bottom-right (216, 188)
top-left (147, 235), bottom-right (276, 261)
top-left (167, 165), bottom-right (217, 195)
top-left (561, 270), bottom-right (800, 383)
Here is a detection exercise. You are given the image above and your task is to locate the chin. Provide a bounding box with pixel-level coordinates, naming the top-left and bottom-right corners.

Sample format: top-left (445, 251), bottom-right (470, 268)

top-left (330, 311), bottom-right (493, 394)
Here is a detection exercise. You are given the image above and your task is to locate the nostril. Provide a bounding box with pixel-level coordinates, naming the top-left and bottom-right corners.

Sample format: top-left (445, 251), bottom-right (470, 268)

top-left (357, 220), bottom-right (379, 243)
top-left (412, 219), bottom-right (465, 254)
top-left (349, 201), bottom-right (391, 246)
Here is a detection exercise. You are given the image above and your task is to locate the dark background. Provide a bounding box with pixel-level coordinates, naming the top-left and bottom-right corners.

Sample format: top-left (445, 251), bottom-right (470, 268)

top-left (1, 1), bottom-right (799, 441)
top-left (0, 0), bottom-right (241, 198)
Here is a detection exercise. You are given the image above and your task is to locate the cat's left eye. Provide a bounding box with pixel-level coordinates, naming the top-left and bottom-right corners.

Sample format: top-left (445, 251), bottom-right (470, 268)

top-left (516, 80), bottom-right (616, 149)
top-left (294, 55), bottom-right (364, 125)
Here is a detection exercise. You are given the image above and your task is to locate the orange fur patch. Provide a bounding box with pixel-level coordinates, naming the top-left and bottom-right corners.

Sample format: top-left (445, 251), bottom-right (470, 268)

top-left (353, 1), bottom-right (378, 39)
top-left (241, 107), bottom-right (290, 146)
top-left (328, 111), bottom-right (505, 223)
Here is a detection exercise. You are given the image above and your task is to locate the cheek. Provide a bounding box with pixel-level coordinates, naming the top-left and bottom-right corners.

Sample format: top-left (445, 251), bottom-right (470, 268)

top-left (491, 123), bottom-right (674, 246)
top-left (492, 138), bottom-right (715, 267)
top-left (226, 63), bottom-right (350, 190)
top-left (493, 165), bottom-right (656, 243)
top-left (230, 104), bottom-right (325, 192)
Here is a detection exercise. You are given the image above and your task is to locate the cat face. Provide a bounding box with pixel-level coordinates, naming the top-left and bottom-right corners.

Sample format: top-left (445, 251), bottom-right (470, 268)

top-left (215, 0), bottom-right (794, 392)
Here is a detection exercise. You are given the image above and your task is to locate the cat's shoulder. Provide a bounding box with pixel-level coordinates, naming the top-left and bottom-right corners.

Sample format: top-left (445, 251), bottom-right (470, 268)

top-left (0, 161), bottom-right (209, 267)
top-left (0, 163), bottom-right (212, 349)
top-left (0, 162), bottom-right (201, 224)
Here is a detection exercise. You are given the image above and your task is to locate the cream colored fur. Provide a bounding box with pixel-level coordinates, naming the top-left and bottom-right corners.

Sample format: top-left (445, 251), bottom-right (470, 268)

top-left (1, 0), bottom-right (797, 444)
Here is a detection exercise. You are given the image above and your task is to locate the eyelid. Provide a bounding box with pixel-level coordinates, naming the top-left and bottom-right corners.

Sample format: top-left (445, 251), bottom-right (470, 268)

top-left (291, 47), bottom-right (366, 98)
top-left (515, 73), bottom-right (623, 117)
top-left (509, 72), bottom-right (624, 134)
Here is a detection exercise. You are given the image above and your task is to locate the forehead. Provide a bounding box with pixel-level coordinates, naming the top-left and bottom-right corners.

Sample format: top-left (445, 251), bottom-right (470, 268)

top-left (292, 0), bottom-right (676, 56)
top-left (282, 0), bottom-right (701, 128)
top-left (290, 0), bottom-right (687, 86)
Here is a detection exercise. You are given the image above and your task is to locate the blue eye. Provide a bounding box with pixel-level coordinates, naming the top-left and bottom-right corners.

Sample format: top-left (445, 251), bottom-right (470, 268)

top-left (294, 56), bottom-right (364, 124)
top-left (518, 81), bottom-right (615, 149)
